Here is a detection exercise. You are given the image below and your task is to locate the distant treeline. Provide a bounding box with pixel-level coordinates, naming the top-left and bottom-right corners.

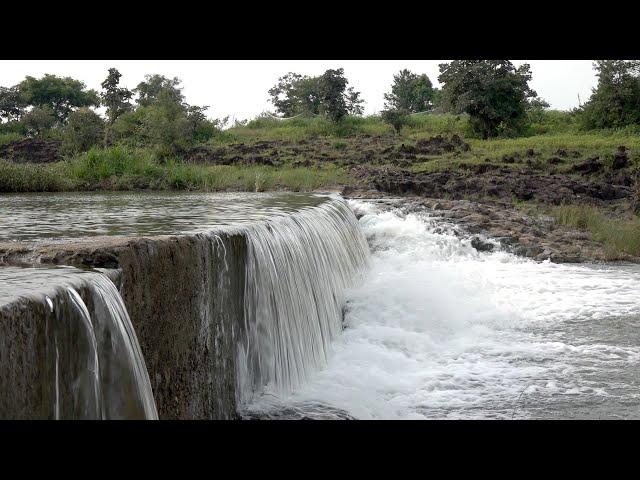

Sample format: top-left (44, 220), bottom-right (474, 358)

top-left (1, 61), bottom-right (639, 157)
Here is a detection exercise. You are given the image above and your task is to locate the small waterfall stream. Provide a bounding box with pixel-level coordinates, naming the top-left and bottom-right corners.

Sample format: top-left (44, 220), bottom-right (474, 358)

top-left (236, 198), bottom-right (371, 403)
top-left (37, 270), bottom-right (157, 419)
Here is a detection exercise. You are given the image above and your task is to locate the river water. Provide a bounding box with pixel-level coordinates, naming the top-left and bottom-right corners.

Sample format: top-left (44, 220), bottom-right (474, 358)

top-left (243, 199), bottom-right (640, 419)
top-left (2, 192), bottom-right (640, 419)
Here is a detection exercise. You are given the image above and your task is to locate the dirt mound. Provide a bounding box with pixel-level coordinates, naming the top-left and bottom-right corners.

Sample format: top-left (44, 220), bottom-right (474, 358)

top-left (612, 146), bottom-right (629, 170)
top-left (415, 134), bottom-right (470, 155)
top-left (569, 157), bottom-right (604, 175)
top-left (0, 139), bottom-right (62, 164)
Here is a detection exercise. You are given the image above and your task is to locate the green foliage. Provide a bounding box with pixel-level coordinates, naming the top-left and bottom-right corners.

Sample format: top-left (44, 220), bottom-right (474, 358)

top-left (106, 76), bottom-right (220, 154)
top-left (18, 74), bottom-right (99, 122)
top-left (268, 73), bottom-right (321, 117)
top-left (384, 69), bottom-right (436, 113)
top-left (134, 74), bottom-right (184, 107)
top-left (101, 68), bottom-right (133, 125)
top-left (0, 119), bottom-right (27, 137)
top-left (0, 145), bottom-right (350, 193)
top-left (268, 68), bottom-right (364, 121)
top-left (0, 86), bottom-right (27, 122)
top-left (0, 159), bottom-right (73, 192)
top-left (553, 204), bottom-right (640, 257)
top-left (68, 146), bottom-right (161, 184)
top-left (579, 61), bottom-right (640, 130)
top-left (317, 68), bottom-right (364, 122)
top-left (21, 105), bottom-right (57, 136)
top-left (438, 60), bottom-right (538, 139)
top-left (61, 108), bottom-right (106, 154)
top-left (381, 108), bottom-right (411, 134)
top-left (0, 132), bottom-right (23, 147)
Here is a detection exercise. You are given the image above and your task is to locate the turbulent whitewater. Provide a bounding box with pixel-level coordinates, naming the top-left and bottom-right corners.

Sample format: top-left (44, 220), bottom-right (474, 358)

top-left (244, 199), bottom-right (640, 419)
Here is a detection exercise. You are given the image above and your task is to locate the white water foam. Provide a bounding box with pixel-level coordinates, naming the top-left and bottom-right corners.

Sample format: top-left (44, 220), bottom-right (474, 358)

top-left (245, 200), bottom-right (640, 419)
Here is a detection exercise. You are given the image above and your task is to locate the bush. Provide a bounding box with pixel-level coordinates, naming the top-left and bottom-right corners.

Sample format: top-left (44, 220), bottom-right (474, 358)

top-left (21, 105), bottom-right (57, 136)
top-left (61, 108), bottom-right (105, 154)
top-left (381, 108), bottom-right (410, 134)
top-left (0, 159), bottom-right (73, 192)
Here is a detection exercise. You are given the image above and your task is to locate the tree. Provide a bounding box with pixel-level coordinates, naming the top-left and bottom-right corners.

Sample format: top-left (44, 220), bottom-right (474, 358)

top-left (526, 97), bottom-right (551, 124)
top-left (438, 60), bottom-right (538, 139)
top-left (268, 73), bottom-right (319, 117)
top-left (0, 86), bottom-right (27, 122)
top-left (100, 68), bottom-right (133, 125)
top-left (579, 60), bottom-right (640, 130)
top-left (134, 74), bottom-right (184, 108)
top-left (268, 68), bottom-right (364, 121)
top-left (18, 74), bottom-right (99, 123)
top-left (384, 69), bottom-right (435, 113)
top-left (21, 105), bottom-right (57, 136)
top-left (61, 108), bottom-right (105, 153)
top-left (381, 108), bottom-right (410, 134)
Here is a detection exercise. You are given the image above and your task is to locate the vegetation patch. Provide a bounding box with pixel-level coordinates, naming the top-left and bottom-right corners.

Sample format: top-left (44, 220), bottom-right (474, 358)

top-left (552, 204), bottom-right (640, 257)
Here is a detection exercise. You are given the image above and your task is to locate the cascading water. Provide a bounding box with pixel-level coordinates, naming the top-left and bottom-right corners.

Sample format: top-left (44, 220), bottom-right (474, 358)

top-left (243, 199), bottom-right (640, 419)
top-left (1, 267), bottom-right (158, 419)
top-left (235, 197), bottom-right (370, 404)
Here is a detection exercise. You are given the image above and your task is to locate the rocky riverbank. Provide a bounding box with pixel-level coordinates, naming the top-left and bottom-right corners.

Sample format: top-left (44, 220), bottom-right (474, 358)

top-left (344, 190), bottom-right (640, 264)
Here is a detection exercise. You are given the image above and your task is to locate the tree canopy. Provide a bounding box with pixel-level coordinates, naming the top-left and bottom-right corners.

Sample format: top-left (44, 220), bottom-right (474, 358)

top-left (101, 68), bottom-right (133, 125)
top-left (268, 68), bottom-right (364, 121)
top-left (18, 74), bottom-right (99, 122)
top-left (384, 69), bottom-right (436, 113)
top-left (438, 60), bottom-right (538, 138)
top-left (580, 60), bottom-right (640, 130)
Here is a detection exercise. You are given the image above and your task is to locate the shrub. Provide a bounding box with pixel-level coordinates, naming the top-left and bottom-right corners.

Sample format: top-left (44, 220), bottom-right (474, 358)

top-left (61, 108), bottom-right (105, 154)
top-left (381, 108), bottom-right (411, 134)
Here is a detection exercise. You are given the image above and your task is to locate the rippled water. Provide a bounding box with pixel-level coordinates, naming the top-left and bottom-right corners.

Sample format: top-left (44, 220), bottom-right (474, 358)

top-left (244, 199), bottom-right (640, 419)
top-left (0, 191), bottom-right (327, 242)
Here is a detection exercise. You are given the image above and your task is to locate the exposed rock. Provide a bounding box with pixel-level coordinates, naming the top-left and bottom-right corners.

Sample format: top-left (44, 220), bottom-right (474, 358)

top-left (470, 236), bottom-right (494, 252)
top-left (351, 165), bottom-right (631, 205)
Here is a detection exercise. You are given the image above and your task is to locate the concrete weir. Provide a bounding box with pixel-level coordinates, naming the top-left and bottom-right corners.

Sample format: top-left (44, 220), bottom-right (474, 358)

top-left (0, 195), bottom-right (369, 419)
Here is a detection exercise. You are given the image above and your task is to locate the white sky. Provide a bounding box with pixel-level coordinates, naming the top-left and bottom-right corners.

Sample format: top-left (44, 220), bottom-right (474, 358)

top-left (0, 60), bottom-right (597, 121)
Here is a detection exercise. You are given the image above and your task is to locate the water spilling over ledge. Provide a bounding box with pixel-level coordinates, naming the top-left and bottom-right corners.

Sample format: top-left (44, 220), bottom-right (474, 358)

top-left (0, 267), bottom-right (157, 419)
top-left (0, 193), bottom-right (369, 419)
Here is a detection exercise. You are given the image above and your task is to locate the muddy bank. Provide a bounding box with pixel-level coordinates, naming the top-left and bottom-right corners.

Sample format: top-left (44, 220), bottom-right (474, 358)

top-left (350, 165), bottom-right (633, 205)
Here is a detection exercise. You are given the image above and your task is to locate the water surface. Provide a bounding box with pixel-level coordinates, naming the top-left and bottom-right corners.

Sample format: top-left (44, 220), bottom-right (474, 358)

top-left (0, 191), bottom-right (328, 242)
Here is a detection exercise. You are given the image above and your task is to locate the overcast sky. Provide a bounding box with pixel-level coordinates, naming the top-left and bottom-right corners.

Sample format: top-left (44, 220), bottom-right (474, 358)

top-left (0, 60), bottom-right (597, 121)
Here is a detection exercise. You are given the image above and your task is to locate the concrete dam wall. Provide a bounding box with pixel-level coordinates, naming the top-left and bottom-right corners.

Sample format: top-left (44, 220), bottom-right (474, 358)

top-left (0, 196), bottom-right (369, 419)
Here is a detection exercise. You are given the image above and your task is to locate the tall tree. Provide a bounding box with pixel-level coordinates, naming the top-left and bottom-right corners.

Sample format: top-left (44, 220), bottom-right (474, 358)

top-left (100, 68), bottom-right (133, 125)
top-left (0, 86), bottom-right (27, 122)
top-left (438, 60), bottom-right (537, 139)
top-left (18, 74), bottom-right (99, 122)
top-left (580, 60), bottom-right (640, 130)
top-left (134, 74), bottom-right (184, 107)
top-left (384, 69), bottom-right (435, 113)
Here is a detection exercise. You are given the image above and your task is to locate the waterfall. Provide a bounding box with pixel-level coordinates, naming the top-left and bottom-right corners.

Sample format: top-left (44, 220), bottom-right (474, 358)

top-left (236, 196), bottom-right (370, 403)
top-left (45, 271), bottom-right (158, 420)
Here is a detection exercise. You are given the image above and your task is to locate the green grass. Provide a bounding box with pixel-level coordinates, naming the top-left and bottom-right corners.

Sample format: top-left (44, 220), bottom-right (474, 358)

top-left (0, 159), bottom-right (75, 192)
top-left (552, 204), bottom-right (640, 257)
top-left (0, 132), bottom-right (23, 147)
top-left (0, 146), bottom-right (351, 193)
